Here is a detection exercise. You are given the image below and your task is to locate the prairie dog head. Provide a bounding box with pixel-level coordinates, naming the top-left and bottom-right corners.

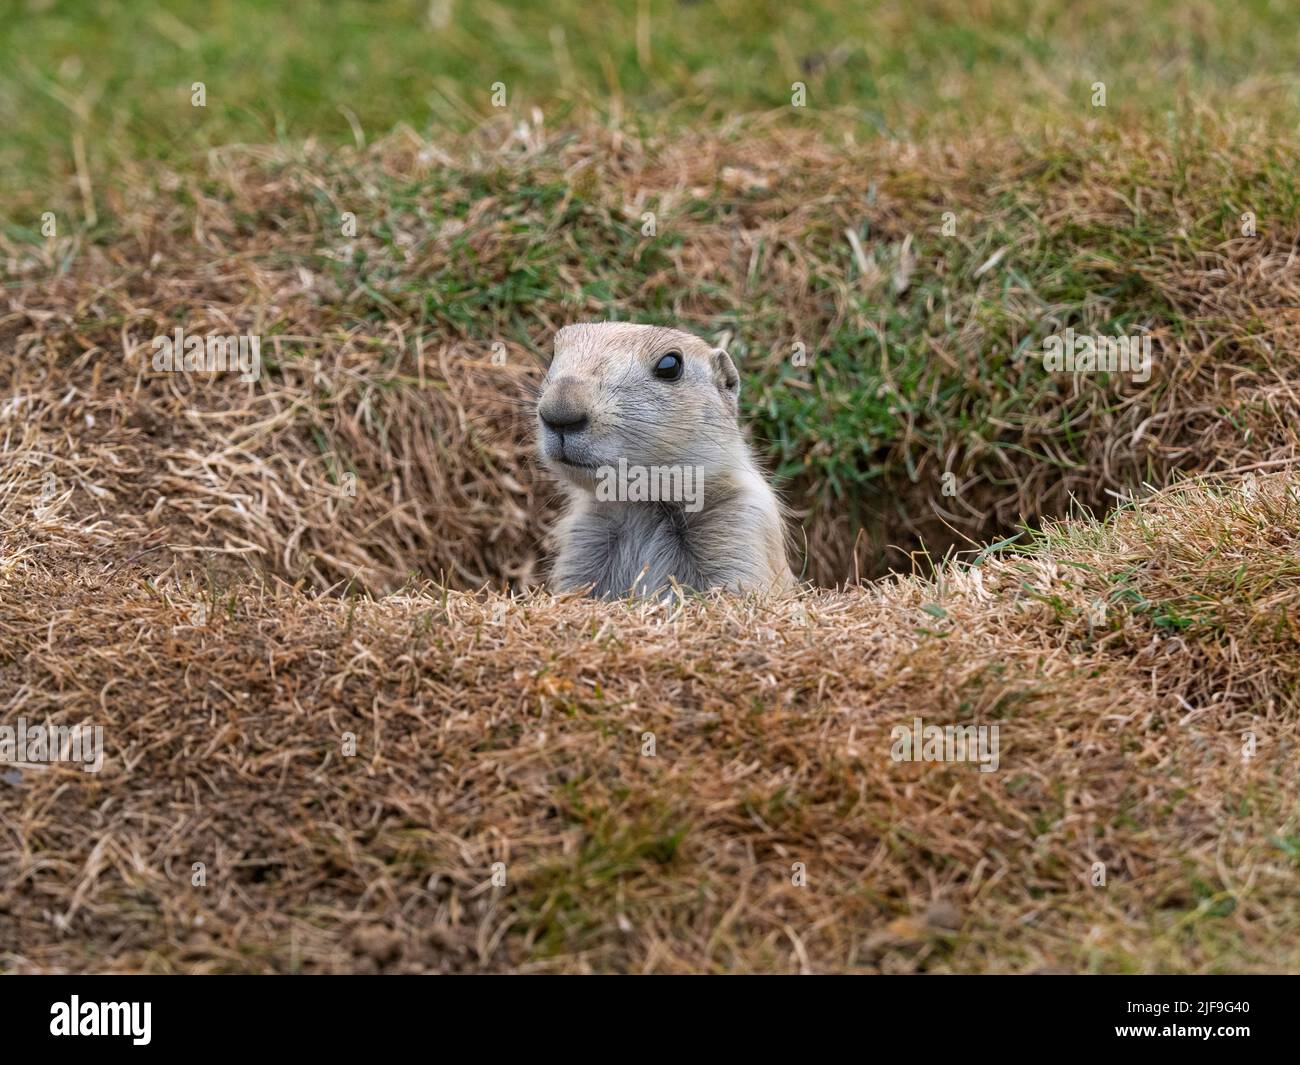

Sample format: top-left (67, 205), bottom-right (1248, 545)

top-left (535, 323), bottom-right (743, 491)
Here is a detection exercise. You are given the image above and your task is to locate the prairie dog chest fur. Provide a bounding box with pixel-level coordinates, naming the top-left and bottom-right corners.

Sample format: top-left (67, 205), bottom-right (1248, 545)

top-left (535, 322), bottom-right (794, 598)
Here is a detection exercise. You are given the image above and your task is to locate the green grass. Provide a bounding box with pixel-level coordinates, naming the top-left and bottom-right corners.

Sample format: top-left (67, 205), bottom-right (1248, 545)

top-left (5, 0), bottom-right (1300, 212)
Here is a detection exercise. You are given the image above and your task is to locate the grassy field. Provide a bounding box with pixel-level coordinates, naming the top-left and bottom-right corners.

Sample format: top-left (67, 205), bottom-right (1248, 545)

top-left (7, 118), bottom-right (1299, 584)
top-left (5, 450), bottom-right (1300, 972)
top-left (3, 1), bottom-right (1300, 972)
top-left (6, 0), bottom-right (1300, 213)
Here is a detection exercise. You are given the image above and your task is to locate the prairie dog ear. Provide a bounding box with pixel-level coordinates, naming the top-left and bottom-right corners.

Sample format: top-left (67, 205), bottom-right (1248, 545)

top-left (710, 347), bottom-right (740, 412)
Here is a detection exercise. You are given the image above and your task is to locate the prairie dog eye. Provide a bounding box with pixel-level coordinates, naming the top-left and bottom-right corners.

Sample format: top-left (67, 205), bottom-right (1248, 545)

top-left (653, 351), bottom-right (684, 381)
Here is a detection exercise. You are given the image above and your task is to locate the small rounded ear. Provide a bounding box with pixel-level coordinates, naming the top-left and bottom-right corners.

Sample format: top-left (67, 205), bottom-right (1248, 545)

top-left (711, 348), bottom-right (740, 411)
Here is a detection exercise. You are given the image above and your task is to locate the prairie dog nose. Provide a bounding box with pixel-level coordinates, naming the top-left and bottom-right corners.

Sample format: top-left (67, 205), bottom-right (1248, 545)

top-left (538, 379), bottom-right (591, 433)
top-left (540, 409), bottom-right (589, 433)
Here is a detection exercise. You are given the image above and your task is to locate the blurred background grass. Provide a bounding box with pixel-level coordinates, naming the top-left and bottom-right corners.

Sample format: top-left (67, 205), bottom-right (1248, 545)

top-left (4, 0), bottom-right (1300, 214)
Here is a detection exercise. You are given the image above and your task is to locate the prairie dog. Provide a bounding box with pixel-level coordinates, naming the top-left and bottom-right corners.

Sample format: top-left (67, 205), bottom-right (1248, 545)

top-left (535, 322), bottom-right (794, 598)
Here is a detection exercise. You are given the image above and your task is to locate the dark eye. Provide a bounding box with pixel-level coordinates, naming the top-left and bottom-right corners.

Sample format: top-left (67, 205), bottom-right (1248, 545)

top-left (653, 351), bottom-right (683, 381)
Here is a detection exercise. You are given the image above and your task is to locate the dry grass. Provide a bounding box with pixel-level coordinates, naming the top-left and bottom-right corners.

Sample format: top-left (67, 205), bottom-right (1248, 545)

top-left (2, 442), bottom-right (1299, 971)
top-left (4, 116), bottom-right (1298, 592)
top-left (3, 117), bottom-right (1300, 973)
